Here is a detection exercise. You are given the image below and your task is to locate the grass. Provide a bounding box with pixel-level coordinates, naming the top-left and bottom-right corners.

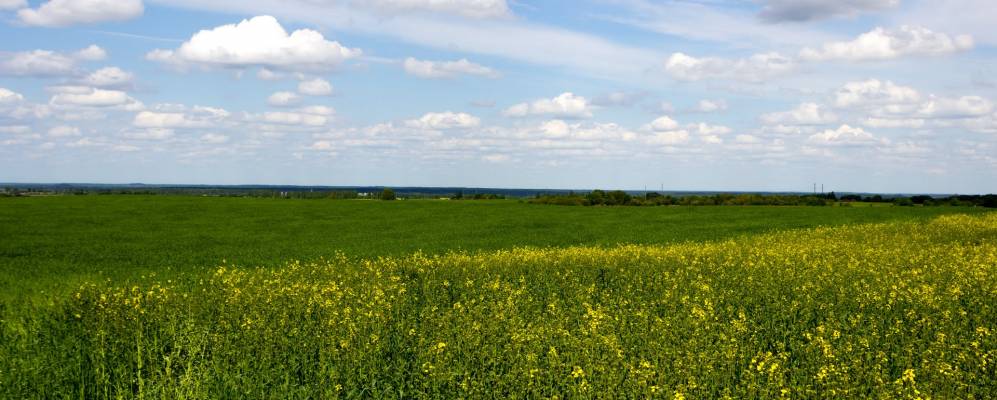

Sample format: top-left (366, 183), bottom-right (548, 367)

top-left (3, 212), bottom-right (995, 398)
top-left (0, 196), bottom-right (988, 301)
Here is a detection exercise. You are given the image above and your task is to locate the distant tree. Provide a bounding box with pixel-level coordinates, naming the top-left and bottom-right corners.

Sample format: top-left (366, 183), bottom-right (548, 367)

top-left (910, 195), bottom-right (933, 205)
top-left (607, 190), bottom-right (632, 205)
top-left (453, 190), bottom-right (464, 200)
top-left (983, 194), bottom-right (997, 208)
top-left (586, 190), bottom-right (606, 205)
top-left (380, 188), bottom-right (396, 201)
top-left (893, 197), bottom-right (914, 207)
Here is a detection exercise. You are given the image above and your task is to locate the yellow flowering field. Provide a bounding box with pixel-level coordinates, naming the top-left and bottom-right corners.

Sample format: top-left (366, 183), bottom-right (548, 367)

top-left (4, 213), bottom-right (997, 398)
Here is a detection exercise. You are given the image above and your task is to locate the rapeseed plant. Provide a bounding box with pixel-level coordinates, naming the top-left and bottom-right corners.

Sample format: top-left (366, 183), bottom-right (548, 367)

top-left (2, 213), bottom-right (996, 398)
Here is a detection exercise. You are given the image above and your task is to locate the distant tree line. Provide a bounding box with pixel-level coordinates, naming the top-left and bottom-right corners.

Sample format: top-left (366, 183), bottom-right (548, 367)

top-left (529, 190), bottom-right (997, 208)
top-left (450, 190), bottom-right (506, 200)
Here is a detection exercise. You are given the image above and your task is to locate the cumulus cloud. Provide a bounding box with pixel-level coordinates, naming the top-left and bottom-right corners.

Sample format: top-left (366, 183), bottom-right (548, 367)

top-left (18, 0), bottom-right (143, 27)
top-left (83, 67), bottom-right (133, 88)
top-left (823, 79), bottom-right (995, 131)
top-left (503, 92), bottom-right (593, 118)
top-left (914, 96), bottom-right (993, 119)
top-left (808, 124), bottom-right (883, 146)
top-left (358, 0), bottom-right (510, 18)
top-left (122, 128), bottom-right (174, 140)
top-left (262, 109), bottom-right (330, 126)
top-left (132, 111), bottom-right (209, 128)
top-left (0, 45), bottom-right (104, 77)
top-left (49, 87), bottom-right (139, 108)
top-left (0, 88), bottom-right (25, 104)
top-left (834, 79), bottom-right (921, 108)
top-left (640, 116), bottom-right (703, 146)
top-left (694, 99), bottom-right (728, 113)
top-left (800, 26), bottom-right (973, 62)
top-left (761, 102), bottom-right (838, 125)
top-left (297, 78), bottom-right (333, 96)
top-left (0, 0), bottom-right (26, 11)
top-left (47, 125), bottom-right (81, 137)
top-left (689, 122), bottom-right (732, 136)
top-left (664, 52), bottom-right (794, 82)
top-left (644, 116), bottom-right (679, 131)
top-left (201, 133), bottom-right (229, 144)
top-left (402, 57), bottom-right (499, 79)
top-left (405, 111), bottom-right (480, 130)
top-left (147, 15), bottom-right (361, 71)
top-left (74, 44), bottom-right (107, 61)
top-left (267, 91), bottom-right (301, 107)
top-left (758, 0), bottom-right (899, 23)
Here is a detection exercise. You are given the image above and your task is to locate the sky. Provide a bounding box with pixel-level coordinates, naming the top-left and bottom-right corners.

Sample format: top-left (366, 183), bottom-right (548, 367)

top-left (1, 0), bottom-right (996, 193)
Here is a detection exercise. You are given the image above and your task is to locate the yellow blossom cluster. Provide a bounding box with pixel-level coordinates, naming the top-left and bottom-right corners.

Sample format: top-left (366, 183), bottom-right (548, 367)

top-left (13, 213), bottom-right (997, 398)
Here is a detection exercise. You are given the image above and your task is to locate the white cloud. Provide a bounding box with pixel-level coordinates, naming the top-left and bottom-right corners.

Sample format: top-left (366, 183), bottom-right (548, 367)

top-left (402, 57), bottom-right (499, 79)
top-left (147, 15), bottom-right (361, 71)
top-left (267, 91), bottom-right (301, 107)
top-left (257, 68), bottom-right (283, 80)
top-left (0, 45), bottom-right (105, 77)
top-left (735, 134), bottom-right (760, 143)
top-left (132, 111), bottom-right (207, 128)
top-left (405, 111), bottom-right (480, 130)
top-left (74, 44), bottom-right (107, 61)
top-left (358, 0), bottom-right (510, 19)
top-left (17, 0), bottom-right (143, 27)
top-left (695, 99), bottom-right (727, 113)
top-left (83, 67), bottom-right (133, 88)
top-left (298, 105), bottom-right (335, 116)
top-left (201, 133), bottom-right (229, 144)
top-left (664, 52), bottom-right (794, 82)
top-left (915, 96), bottom-right (993, 119)
top-left (862, 117), bottom-right (925, 129)
top-left (761, 102), bottom-right (838, 125)
top-left (297, 78), bottom-right (333, 96)
top-left (503, 92), bottom-right (593, 118)
top-left (0, 50), bottom-right (73, 77)
top-left (47, 125), bottom-right (81, 137)
top-left (482, 153), bottom-right (510, 163)
top-left (0, 88), bottom-right (25, 104)
top-left (50, 87), bottom-right (138, 108)
top-left (0, 125), bottom-right (32, 134)
top-left (644, 116), bottom-right (679, 131)
top-left (122, 128), bottom-right (173, 140)
top-left (808, 124), bottom-right (882, 146)
top-left (758, 0), bottom-right (899, 23)
top-left (689, 122), bottom-right (732, 136)
top-left (129, 0), bottom-right (661, 82)
top-left (646, 130), bottom-right (690, 146)
top-left (834, 79), bottom-right (921, 108)
top-left (800, 26), bottom-right (973, 62)
top-left (0, 0), bottom-right (26, 11)
top-left (262, 111), bottom-right (328, 126)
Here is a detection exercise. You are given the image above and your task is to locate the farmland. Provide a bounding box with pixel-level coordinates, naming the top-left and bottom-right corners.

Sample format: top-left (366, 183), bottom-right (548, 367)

top-left (1, 196), bottom-right (995, 398)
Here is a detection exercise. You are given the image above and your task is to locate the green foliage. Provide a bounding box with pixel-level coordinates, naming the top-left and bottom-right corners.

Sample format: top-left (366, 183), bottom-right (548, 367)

top-left (532, 191), bottom-right (838, 207)
top-left (380, 188), bottom-right (396, 201)
top-left (4, 214), bottom-right (997, 398)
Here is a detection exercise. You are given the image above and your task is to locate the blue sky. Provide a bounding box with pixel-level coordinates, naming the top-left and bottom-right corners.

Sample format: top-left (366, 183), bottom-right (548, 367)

top-left (1, 0), bottom-right (995, 193)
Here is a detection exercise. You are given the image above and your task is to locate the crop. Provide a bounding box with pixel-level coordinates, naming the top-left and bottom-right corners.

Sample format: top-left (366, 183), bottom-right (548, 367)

top-left (1, 195), bottom-right (986, 308)
top-left (3, 213), bottom-right (995, 398)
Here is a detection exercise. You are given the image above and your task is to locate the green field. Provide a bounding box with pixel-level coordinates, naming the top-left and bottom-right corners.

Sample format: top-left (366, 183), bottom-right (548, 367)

top-left (1, 196), bottom-right (995, 398)
top-left (1, 196), bottom-right (988, 298)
